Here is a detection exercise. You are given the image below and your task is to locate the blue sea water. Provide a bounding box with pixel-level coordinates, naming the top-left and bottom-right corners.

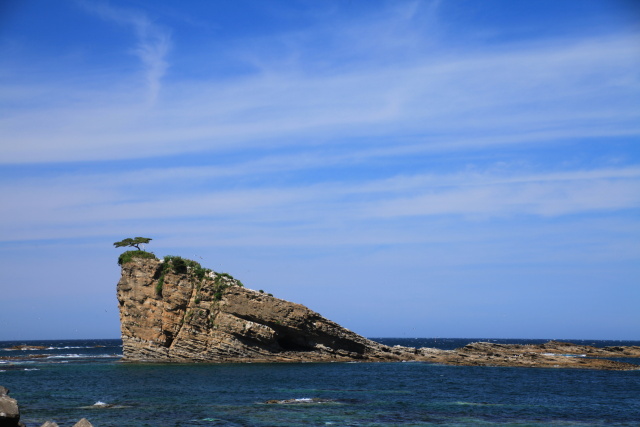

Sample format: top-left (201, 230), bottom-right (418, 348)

top-left (1, 338), bottom-right (639, 426)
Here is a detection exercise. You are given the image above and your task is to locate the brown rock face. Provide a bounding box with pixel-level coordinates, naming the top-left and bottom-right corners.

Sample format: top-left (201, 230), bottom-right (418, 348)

top-left (0, 386), bottom-right (22, 427)
top-left (117, 258), bottom-right (417, 362)
top-left (117, 257), bottom-right (639, 371)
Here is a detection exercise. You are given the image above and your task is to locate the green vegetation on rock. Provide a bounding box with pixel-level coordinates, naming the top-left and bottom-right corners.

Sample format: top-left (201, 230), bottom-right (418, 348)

top-left (155, 275), bottom-right (165, 295)
top-left (163, 255), bottom-right (210, 279)
top-left (118, 250), bottom-right (158, 266)
top-left (114, 236), bottom-right (156, 266)
top-left (115, 240), bottom-right (253, 298)
top-left (155, 256), bottom-right (243, 300)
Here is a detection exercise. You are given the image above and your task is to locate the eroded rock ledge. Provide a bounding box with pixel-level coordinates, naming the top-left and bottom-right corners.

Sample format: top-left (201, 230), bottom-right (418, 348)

top-left (117, 257), bottom-right (639, 370)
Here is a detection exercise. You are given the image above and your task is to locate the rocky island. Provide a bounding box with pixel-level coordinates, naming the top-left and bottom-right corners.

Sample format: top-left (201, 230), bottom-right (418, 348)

top-left (117, 253), bottom-right (640, 370)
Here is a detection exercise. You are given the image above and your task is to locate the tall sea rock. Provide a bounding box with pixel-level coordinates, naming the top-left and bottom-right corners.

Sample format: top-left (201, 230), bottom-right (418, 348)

top-left (116, 257), bottom-right (420, 362)
top-left (116, 255), bottom-right (639, 370)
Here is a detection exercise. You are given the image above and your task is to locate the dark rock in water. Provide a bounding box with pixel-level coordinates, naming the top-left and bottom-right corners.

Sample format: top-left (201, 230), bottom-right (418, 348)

top-left (0, 386), bottom-right (24, 427)
top-left (442, 341), bottom-right (640, 370)
top-left (0, 386), bottom-right (92, 427)
top-left (3, 345), bottom-right (48, 351)
top-left (0, 354), bottom-right (48, 363)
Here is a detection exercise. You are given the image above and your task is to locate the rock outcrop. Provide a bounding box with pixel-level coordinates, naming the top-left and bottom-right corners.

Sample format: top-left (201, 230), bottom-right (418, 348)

top-left (0, 387), bottom-right (92, 427)
top-left (117, 256), bottom-right (639, 370)
top-left (117, 257), bottom-right (421, 362)
top-left (0, 386), bottom-right (23, 427)
top-left (437, 341), bottom-right (640, 370)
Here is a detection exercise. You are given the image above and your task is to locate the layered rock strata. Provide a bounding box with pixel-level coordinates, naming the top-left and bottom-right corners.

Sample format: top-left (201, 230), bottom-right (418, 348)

top-left (117, 257), bottom-right (639, 370)
top-left (117, 257), bottom-right (420, 362)
top-left (438, 341), bottom-right (640, 370)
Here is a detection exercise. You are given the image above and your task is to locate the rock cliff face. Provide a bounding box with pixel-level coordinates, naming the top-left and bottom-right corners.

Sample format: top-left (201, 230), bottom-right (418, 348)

top-left (117, 256), bottom-right (639, 370)
top-left (117, 257), bottom-right (419, 362)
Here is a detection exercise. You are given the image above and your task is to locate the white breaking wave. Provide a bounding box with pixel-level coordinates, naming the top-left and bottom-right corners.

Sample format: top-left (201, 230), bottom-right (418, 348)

top-left (542, 353), bottom-right (587, 358)
top-left (46, 346), bottom-right (99, 350)
top-left (3, 345), bottom-right (101, 351)
top-left (46, 354), bottom-right (120, 359)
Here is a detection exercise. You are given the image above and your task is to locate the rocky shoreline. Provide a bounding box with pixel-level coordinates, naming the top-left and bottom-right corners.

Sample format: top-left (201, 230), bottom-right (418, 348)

top-left (116, 256), bottom-right (639, 370)
top-left (426, 341), bottom-right (640, 370)
top-left (3, 340), bottom-right (638, 371)
top-left (0, 386), bottom-right (92, 427)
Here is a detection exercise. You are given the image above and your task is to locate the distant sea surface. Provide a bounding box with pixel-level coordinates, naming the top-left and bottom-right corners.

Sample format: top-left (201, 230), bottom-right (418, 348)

top-left (1, 338), bottom-right (639, 426)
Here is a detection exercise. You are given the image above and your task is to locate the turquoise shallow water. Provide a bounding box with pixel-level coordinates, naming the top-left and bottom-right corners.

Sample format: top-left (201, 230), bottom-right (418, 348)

top-left (1, 338), bottom-right (639, 426)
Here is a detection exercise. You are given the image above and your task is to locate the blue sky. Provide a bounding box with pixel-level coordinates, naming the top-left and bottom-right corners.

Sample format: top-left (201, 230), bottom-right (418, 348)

top-left (1, 0), bottom-right (639, 340)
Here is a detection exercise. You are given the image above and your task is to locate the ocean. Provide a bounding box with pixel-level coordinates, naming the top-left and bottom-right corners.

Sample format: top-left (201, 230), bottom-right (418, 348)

top-left (1, 338), bottom-right (639, 426)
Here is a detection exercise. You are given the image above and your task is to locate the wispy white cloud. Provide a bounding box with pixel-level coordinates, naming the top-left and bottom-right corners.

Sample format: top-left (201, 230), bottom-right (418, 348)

top-left (369, 174), bottom-right (640, 218)
top-left (1, 8), bottom-right (638, 163)
top-left (76, 0), bottom-right (171, 104)
top-left (2, 163), bottom-right (639, 243)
